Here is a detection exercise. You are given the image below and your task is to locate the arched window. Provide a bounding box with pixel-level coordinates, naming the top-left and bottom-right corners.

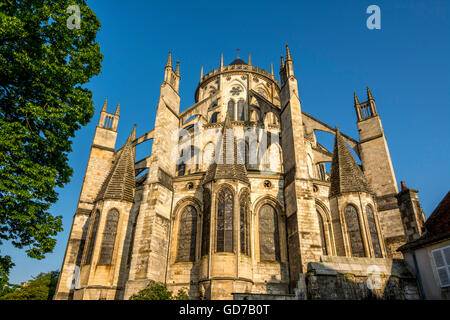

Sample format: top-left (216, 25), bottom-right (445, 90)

top-left (317, 210), bottom-right (328, 255)
top-left (210, 112), bottom-right (218, 123)
top-left (84, 210), bottom-right (100, 265)
top-left (227, 100), bottom-right (235, 121)
top-left (240, 191), bottom-right (250, 256)
top-left (217, 187), bottom-right (234, 252)
top-left (344, 205), bottom-right (365, 257)
top-left (237, 100), bottom-right (245, 121)
top-left (366, 205), bottom-right (382, 258)
top-left (176, 205), bottom-right (197, 262)
top-left (201, 190), bottom-right (211, 256)
top-left (259, 204), bottom-right (280, 261)
top-left (99, 209), bottom-right (120, 265)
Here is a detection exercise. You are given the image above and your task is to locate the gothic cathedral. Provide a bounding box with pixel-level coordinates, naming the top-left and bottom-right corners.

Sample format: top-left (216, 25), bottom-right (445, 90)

top-left (54, 46), bottom-right (426, 300)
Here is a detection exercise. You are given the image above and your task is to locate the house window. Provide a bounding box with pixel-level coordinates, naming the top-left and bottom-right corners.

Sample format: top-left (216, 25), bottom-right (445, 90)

top-left (217, 187), bottom-right (234, 252)
top-left (98, 209), bottom-right (119, 265)
top-left (259, 204), bottom-right (280, 261)
top-left (240, 191), bottom-right (250, 256)
top-left (432, 246), bottom-right (450, 287)
top-left (201, 189), bottom-right (211, 256)
top-left (344, 205), bottom-right (365, 257)
top-left (317, 210), bottom-right (328, 255)
top-left (176, 205), bottom-right (197, 262)
top-left (366, 205), bottom-right (382, 258)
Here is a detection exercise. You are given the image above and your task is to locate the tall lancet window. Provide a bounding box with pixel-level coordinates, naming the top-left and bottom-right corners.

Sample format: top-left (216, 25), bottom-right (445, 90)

top-left (99, 209), bottom-right (120, 265)
top-left (240, 191), bottom-right (250, 256)
top-left (217, 187), bottom-right (234, 252)
top-left (227, 100), bottom-right (235, 121)
top-left (344, 205), bottom-right (366, 257)
top-left (366, 205), bottom-right (382, 258)
top-left (201, 189), bottom-right (211, 256)
top-left (84, 210), bottom-right (100, 265)
top-left (176, 205), bottom-right (197, 262)
top-left (237, 100), bottom-right (245, 121)
top-left (259, 204), bottom-right (280, 261)
top-left (317, 210), bottom-right (328, 255)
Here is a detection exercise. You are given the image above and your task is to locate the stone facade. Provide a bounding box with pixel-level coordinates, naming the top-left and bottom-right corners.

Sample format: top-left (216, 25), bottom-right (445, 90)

top-left (54, 47), bottom-right (424, 300)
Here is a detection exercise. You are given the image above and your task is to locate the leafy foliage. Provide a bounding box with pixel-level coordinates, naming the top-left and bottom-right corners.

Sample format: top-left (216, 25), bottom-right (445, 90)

top-left (0, 0), bottom-right (103, 280)
top-left (129, 281), bottom-right (190, 300)
top-left (0, 270), bottom-right (59, 300)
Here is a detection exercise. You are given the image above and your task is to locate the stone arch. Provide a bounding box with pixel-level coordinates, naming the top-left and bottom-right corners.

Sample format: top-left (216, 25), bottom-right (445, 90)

top-left (315, 200), bottom-right (334, 256)
top-left (172, 196), bottom-right (202, 221)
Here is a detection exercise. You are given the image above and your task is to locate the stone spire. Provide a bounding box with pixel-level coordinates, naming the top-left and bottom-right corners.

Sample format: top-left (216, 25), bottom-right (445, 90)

top-left (202, 113), bottom-right (249, 185)
top-left (285, 44), bottom-right (292, 61)
top-left (367, 86), bottom-right (374, 100)
top-left (96, 126), bottom-right (136, 202)
top-left (220, 53), bottom-right (224, 68)
top-left (175, 60), bottom-right (180, 76)
top-left (280, 56), bottom-right (285, 70)
top-left (248, 52), bottom-right (252, 66)
top-left (102, 98), bottom-right (108, 112)
top-left (166, 51), bottom-right (172, 69)
top-left (115, 103), bottom-right (120, 116)
top-left (271, 63), bottom-right (274, 76)
top-left (200, 66), bottom-right (203, 81)
top-left (354, 92), bottom-right (360, 106)
top-left (329, 127), bottom-right (373, 197)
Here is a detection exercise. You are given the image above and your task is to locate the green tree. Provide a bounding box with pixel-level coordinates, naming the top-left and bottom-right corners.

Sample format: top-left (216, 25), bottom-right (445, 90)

top-left (0, 270), bottom-right (59, 300)
top-left (0, 0), bottom-right (103, 283)
top-left (129, 281), bottom-right (190, 300)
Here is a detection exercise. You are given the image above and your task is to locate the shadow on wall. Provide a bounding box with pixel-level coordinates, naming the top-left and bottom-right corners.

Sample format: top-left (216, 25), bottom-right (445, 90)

top-left (304, 256), bottom-right (421, 300)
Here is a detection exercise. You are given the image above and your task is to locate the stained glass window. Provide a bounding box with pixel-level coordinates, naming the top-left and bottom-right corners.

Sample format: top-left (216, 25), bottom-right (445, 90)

top-left (366, 205), bottom-right (382, 258)
top-left (240, 191), bottom-right (250, 255)
top-left (176, 205), bottom-right (197, 262)
top-left (98, 209), bottom-right (119, 265)
top-left (259, 204), bottom-right (280, 261)
top-left (217, 187), bottom-right (234, 252)
top-left (228, 100), bottom-right (235, 120)
top-left (84, 210), bottom-right (100, 265)
top-left (201, 190), bottom-right (211, 256)
top-left (344, 205), bottom-right (365, 257)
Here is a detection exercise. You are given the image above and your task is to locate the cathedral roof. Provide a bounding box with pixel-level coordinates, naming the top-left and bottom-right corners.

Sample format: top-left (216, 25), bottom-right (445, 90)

top-left (96, 126), bottom-right (136, 203)
top-left (202, 114), bottom-right (249, 185)
top-left (229, 58), bottom-right (247, 65)
top-left (329, 128), bottom-right (373, 198)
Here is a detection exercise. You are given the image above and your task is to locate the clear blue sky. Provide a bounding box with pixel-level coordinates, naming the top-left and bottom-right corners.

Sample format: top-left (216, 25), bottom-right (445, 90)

top-left (4, 0), bottom-right (449, 284)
